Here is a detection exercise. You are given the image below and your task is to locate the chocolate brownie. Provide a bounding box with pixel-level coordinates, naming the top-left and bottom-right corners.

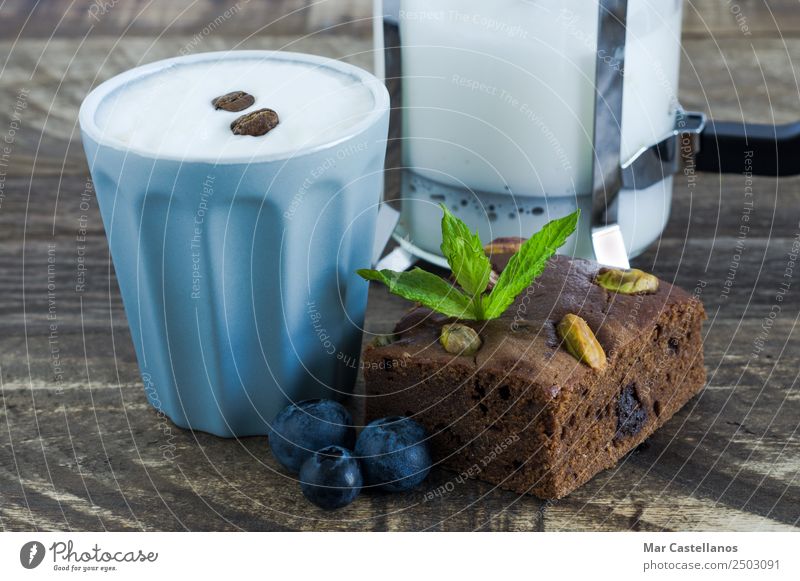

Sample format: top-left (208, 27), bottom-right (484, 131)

top-left (362, 250), bottom-right (706, 499)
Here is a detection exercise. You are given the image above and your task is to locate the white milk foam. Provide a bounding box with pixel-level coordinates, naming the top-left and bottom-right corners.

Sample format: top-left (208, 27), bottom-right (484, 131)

top-left (95, 56), bottom-right (376, 160)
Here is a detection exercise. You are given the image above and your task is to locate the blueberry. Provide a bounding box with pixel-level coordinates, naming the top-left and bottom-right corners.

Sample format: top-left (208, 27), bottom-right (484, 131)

top-left (355, 416), bottom-right (431, 492)
top-left (299, 446), bottom-right (362, 510)
top-left (269, 399), bottom-right (355, 473)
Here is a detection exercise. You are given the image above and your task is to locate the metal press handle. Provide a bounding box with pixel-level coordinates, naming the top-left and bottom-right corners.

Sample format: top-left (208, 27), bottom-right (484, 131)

top-left (695, 120), bottom-right (800, 176)
top-left (621, 110), bottom-right (706, 190)
top-left (590, 0), bottom-right (631, 268)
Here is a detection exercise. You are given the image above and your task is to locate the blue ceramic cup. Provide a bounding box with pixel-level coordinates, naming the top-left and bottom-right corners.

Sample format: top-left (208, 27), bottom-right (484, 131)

top-left (79, 51), bottom-right (390, 437)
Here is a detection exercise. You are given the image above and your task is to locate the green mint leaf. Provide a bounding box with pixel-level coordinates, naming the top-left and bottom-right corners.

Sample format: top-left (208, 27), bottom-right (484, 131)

top-left (439, 204), bottom-right (492, 319)
top-left (358, 208), bottom-right (578, 322)
top-left (482, 210), bottom-right (579, 319)
top-left (357, 267), bottom-right (478, 320)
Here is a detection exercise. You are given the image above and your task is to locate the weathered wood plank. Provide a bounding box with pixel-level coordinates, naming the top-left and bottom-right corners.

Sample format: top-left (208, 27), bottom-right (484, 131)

top-left (3, 171), bottom-right (799, 245)
top-left (2, 35), bottom-right (798, 179)
top-left (1, 304), bottom-right (797, 532)
top-left (0, 35), bottom-right (376, 178)
top-left (0, 379), bottom-right (548, 531)
top-left (683, 0), bottom-right (800, 38)
top-left (679, 38), bottom-right (800, 126)
top-left (1, 2), bottom-right (798, 532)
top-left (4, 369), bottom-right (795, 533)
top-left (2, 166), bottom-right (798, 333)
top-left (2, 234), bottom-right (797, 333)
top-left (3, 0), bottom-right (800, 40)
top-left (546, 462), bottom-right (798, 531)
top-left (0, 0), bottom-right (373, 39)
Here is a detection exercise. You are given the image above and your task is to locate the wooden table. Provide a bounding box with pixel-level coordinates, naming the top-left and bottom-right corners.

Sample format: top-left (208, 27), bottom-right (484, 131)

top-left (0, 0), bottom-right (798, 531)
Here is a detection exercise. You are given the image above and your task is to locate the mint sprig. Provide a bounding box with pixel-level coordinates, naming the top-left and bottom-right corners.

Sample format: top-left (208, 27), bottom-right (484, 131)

top-left (357, 267), bottom-right (474, 319)
top-left (440, 205), bottom-right (493, 319)
top-left (481, 210), bottom-right (580, 319)
top-left (357, 205), bottom-right (579, 321)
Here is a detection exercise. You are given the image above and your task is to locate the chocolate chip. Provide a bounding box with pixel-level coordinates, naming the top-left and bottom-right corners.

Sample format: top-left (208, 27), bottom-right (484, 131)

top-left (615, 382), bottom-right (647, 439)
top-left (668, 337), bottom-right (680, 355)
top-left (230, 108), bottom-right (279, 137)
top-left (211, 91), bottom-right (255, 112)
top-left (473, 383), bottom-right (486, 400)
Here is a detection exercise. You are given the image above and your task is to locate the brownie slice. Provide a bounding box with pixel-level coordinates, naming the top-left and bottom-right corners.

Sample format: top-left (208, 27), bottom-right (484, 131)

top-left (362, 252), bottom-right (706, 499)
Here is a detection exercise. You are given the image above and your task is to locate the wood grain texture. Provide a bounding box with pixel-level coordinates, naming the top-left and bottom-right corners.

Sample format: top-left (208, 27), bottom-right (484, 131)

top-left (683, 0), bottom-right (800, 37)
top-left (0, 0), bottom-right (371, 38)
top-left (2, 1), bottom-right (799, 39)
top-left (0, 1), bottom-right (798, 531)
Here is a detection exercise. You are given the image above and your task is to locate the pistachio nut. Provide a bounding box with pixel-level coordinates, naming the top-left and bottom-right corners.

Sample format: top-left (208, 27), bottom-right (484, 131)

top-left (371, 334), bottom-right (397, 348)
top-left (440, 323), bottom-right (482, 356)
top-left (595, 267), bottom-right (659, 295)
top-left (556, 313), bottom-right (607, 370)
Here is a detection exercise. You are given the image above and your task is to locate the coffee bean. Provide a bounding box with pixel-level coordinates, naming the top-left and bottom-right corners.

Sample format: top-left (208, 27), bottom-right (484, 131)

top-left (230, 108), bottom-right (280, 137)
top-left (211, 91), bottom-right (255, 112)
